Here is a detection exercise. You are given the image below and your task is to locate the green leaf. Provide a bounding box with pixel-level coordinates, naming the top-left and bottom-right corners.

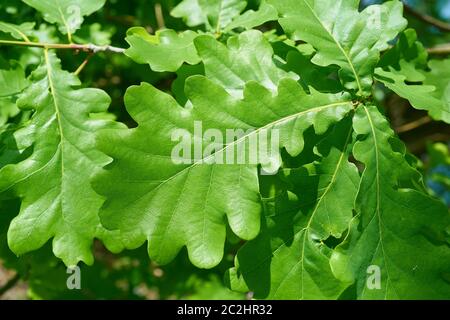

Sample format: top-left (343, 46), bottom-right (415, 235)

top-left (375, 59), bottom-right (450, 124)
top-left (225, 1), bottom-right (278, 31)
top-left (378, 29), bottom-right (428, 81)
top-left (0, 60), bottom-right (29, 125)
top-left (21, 0), bottom-right (106, 38)
top-left (284, 50), bottom-right (343, 93)
top-left (0, 21), bottom-right (35, 41)
top-left (227, 118), bottom-right (359, 299)
top-left (172, 64), bottom-right (205, 105)
top-left (125, 27), bottom-right (201, 73)
top-left (331, 105), bottom-right (450, 299)
top-left (171, 0), bottom-right (247, 32)
top-left (375, 29), bottom-right (450, 123)
top-left (0, 51), bottom-right (125, 266)
top-left (194, 30), bottom-right (298, 97)
top-left (267, 0), bottom-right (407, 95)
top-left (93, 77), bottom-right (353, 269)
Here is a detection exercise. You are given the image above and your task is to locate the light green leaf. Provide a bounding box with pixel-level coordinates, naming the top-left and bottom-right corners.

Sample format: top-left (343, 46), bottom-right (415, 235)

top-left (0, 51), bottom-right (125, 266)
top-left (194, 30), bottom-right (298, 97)
top-left (284, 50), bottom-right (343, 93)
top-left (171, 0), bottom-right (247, 32)
top-left (0, 21), bottom-right (35, 42)
top-left (0, 60), bottom-right (29, 125)
top-left (375, 29), bottom-right (450, 123)
top-left (21, 0), bottom-right (106, 39)
top-left (225, 1), bottom-right (278, 31)
top-left (331, 105), bottom-right (450, 299)
top-left (93, 77), bottom-right (353, 269)
top-left (375, 59), bottom-right (450, 124)
top-left (227, 118), bottom-right (359, 299)
top-left (378, 29), bottom-right (428, 82)
top-left (267, 0), bottom-right (407, 95)
top-left (125, 27), bottom-right (201, 73)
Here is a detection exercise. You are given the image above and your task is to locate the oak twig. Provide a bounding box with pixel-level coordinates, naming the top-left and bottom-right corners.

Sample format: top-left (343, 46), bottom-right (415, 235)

top-left (403, 2), bottom-right (450, 32)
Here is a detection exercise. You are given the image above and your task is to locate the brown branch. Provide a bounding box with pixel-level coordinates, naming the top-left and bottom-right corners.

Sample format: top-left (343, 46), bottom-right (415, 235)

top-left (403, 2), bottom-right (450, 32)
top-left (427, 43), bottom-right (450, 55)
top-left (0, 273), bottom-right (20, 296)
top-left (396, 116), bottom-right (432, 134)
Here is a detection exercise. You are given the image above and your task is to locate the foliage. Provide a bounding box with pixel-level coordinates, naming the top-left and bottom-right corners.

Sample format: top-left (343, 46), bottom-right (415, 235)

top-left (0, 0), bottom-right (449, 300)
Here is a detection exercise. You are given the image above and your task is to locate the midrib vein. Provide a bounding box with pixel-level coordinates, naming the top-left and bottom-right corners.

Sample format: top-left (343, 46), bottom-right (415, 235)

top-left (44, 49), bottom-right (65, 198)
top-left (364, 106), bottom-right (396, 299)
top-left (146, 101), bottom-right (351, 199)
top-left (302, 0), bottom-right (363, 94)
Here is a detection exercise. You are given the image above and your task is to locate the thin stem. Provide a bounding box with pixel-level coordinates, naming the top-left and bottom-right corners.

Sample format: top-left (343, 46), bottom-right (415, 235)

top-left (403, 2), bottom-right (450, 32)
top-left (0, 39), bottom-right (126, 54)
top-left (74, 52), bottom-right (94, 76)
top-left (396, 116), bottom-right (432, 134)
top-left (155, 3), bottom-right (165, 30)
top-left (427, 43), bottom-right (450, 55)
top-left (0, 273), bottom-right (20, 296)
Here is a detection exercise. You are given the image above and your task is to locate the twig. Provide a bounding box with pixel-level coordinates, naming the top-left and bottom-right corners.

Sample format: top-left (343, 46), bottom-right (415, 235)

top-left (427, 43), bottom-right (450, 55)
top-left (403, 2), bottom-right (450, 32)
top-left (0, 39), bottom-right (126, 54)
top-left (396, 116), bottom-right (432, 134)
top-left (0, 273), bottom-right (20, 296)
top-left (74, 52), bottom-right (94, 76)
top-left (155, 3), bottom-right (166, 30)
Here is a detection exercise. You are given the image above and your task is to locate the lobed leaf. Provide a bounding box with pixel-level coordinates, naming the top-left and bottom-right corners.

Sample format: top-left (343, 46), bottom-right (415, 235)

top-left (0, 51), bottom-right (125, 266)
top-left (331, 105), bottom-right (450, 299)
top-left (21, 0), bottom-right (106, 38)
top-left (268, 0), bottom-right (407, 95)
top-left (227, 118), bottom-right (360, 299)
top-left (125, 27), bottom-right (201, 73)
top-left (93, 77), bottom-right (353, 269)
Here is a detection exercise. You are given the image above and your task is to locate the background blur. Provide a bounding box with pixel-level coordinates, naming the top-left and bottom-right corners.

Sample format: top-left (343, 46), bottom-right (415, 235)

top-left (0, 0), bottom-right (449, 299)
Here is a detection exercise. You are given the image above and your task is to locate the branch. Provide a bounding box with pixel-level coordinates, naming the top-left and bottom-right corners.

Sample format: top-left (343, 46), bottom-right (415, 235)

top-left (427, 43), bottom-right (450, 55)
top-left (403, 2), bottom-right (450, 32)
top-left (0, 39), bottom-right (126, 54)
top-left (0, 273), bottom-right (20, 296)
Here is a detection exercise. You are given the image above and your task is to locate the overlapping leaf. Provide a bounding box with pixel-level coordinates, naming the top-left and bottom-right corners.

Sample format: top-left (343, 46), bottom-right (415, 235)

top-left (194, 30), bottom-right (298, 97)
top-left (225, 1), bottom-right (278, 32)
top-left (21, 0), bottom-right (106, 38)
top-left (0, 21), bottom-right (34, 41)
top-left (0, 51), bottom-right (125, 266)
top-left (171, 0), bottom-right (247, 32)
top-left (227, 118), bottom-right (359, 299)
top-left (331, 105), bottom-right (450, 299)
top-left (125, 27), bottom-right (201, 73)
top-left (93, 77), bottom-right (353, 269)
top-left (375, 29), bottom-right (450, 123)
top-left (268, 0), bottom-right (407, 95)
top-left (0, 59), bottom-right (29, 125)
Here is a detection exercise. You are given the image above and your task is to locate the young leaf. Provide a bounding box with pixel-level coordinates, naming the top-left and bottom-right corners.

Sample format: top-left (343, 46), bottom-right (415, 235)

top-left (225, 1), bottom-right (278, 31)
top-left (0, 51), bottom-right (125, 266)
top-left (331, 105), bottom-right (450, 299)
top-left (125, 27), bottom-right (201, 73)
top-left (375, 60), bottom-right (450, 124)
top-left (375, 29), bottom-right (450, 123)
top-left (21, 0), bottom-right (106, 39)
top-left (267, 0), bottom-right (407, 95)
top-left (0, 60), bottom-right (29, 125)
top-left (227, 118), bottom-right (359, 299)
top-left (0, 21), bottom-right (35, 42)
top-left (194, 30), bottom-right (298, 97)
top-left (171, 0), bottom-right (247, 32)
top-left (93, 77), bottom-right (353, 269)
